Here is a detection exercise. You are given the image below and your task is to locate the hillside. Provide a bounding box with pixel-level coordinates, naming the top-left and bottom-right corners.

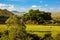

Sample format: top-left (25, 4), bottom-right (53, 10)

top-left (12, 11), bottom-right (25, 16)
top-left (0, 9), bottom-right (14, 17)
top-left (51, 12), bottom-right (60, 18)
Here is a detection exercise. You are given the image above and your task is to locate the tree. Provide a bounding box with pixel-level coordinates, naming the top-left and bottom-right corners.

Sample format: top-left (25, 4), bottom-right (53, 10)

top-left (43, 12), bottom-right (52, 20)
top-left (5, 15), bottom-right (26, 40)
top-left (5, 15), bottom-right (19, 26)
top-left (23, 9), bottom-right (52, 24)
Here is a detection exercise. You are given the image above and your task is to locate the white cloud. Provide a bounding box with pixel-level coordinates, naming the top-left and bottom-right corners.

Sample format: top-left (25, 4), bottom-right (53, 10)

top-left (19, 7), bottom-right (26, 12)
top-left (20, 8), bottom-right (25, 10)
top-left (30, 5), bottom-right (38, 10)
top-left (31, 5), bottom-right (37, 8)
top-left (0, 3), bottom-right (60, 12)
top-left (18, 6), bottom-right (60, 12)
top-left (0, 3), bottom-right (16, 11)
top-left (0, 4), bottom-right (6, 7)
top-left (0, 4), bottom-right (7, 9)
top-left (40, 8), bottom-right (47, 11)
top-left (50, 8), bottom-right (55, 11)
top-left (8, 5), bottom-right (16, 11)
top-left (31, 5), bottom-right (42, 10)
top-left (45, 4), bottom-right (48, 7)
top-left (30, 5), bottom-right (48, 11)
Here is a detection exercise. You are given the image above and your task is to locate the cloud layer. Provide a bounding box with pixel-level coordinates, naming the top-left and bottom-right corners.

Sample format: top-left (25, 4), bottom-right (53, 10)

top-left (0, 3), bottom-right (60, 12)
top-left (0, 3), bottom-right (16, 11)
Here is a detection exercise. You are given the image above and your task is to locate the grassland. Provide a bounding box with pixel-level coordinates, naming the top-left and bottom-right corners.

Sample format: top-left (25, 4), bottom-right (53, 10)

top-left (0, 25), bottom-right (7, 32)
top-left (0, 24), bottom-right (60, 38)
top-left (26, 24), bottom-right (60, 37)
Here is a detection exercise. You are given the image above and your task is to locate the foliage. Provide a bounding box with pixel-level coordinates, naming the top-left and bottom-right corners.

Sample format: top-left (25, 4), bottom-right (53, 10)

top-left (3, 15), bottom-right (26, 40)
top-left (0, 9), bottom-right (26, 40)
top-left (23, 9), bottom-right (52, 24)
top-left (5, 15), bottom-right (19, 26)
top-left (55, 34), bottom-right (60, 40)
top-left (0, 24), bottom-right (60, 40)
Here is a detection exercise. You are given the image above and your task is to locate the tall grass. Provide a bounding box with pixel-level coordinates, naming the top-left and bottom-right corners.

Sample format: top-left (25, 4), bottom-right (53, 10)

top-left (26, 24), bottom-right (60, 37)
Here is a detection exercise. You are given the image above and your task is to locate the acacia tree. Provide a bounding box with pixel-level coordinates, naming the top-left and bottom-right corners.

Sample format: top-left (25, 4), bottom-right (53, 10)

top-left (23, 9), bottom-right (52, 24)
top-left (5, 15), bottom-right (26, 40)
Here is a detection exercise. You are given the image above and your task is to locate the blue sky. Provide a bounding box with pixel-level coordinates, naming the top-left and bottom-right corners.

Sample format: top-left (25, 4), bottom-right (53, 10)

top-left (0, 0), bottom-right (60, 12)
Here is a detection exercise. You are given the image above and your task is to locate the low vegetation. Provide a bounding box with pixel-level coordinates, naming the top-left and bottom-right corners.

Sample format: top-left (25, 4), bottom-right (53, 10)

top-left (0, 9), bottom-right (60, 40)
top-left (0, 10), bottom-right (26, 40)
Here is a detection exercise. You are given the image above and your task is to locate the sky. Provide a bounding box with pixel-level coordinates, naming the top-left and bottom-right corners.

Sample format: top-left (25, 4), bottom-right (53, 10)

top-left (0, 0), bottom-right (60, 12)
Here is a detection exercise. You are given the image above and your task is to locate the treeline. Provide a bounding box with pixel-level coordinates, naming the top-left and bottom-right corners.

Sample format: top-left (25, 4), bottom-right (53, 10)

top-left (0, 9), bottom-right (60, 25)
top-left (23, 9), bottom-right (52, 24)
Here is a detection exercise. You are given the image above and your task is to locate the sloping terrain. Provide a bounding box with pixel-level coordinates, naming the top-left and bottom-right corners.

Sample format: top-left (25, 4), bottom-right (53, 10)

top-left (0, 9), bottom-right (14, 17)
top-left (51, 12), bottom-right (60, 18)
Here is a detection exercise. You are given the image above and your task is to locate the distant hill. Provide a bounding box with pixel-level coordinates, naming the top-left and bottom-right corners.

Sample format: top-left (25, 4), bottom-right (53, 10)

top-left (1, 9), bottom-right (60, 19)
top-left (12, 11), bottom-right (60, 18)
top-left (0, 9), bottom-right (14, 24)
top-left (51, 12), bottom-right (60, 20)
top-left (12, 11), bottom-right (25, 15)
top-left (51, 12), bottom-right (60, 18)
top-left (12, 11), bottom-right (20, 13)
top-left (0, 9), bottom-right (14, 17)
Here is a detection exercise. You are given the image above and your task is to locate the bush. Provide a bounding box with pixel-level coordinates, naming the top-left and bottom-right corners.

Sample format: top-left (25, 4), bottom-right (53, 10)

top-left (55, 34), bottom-right (60, 40)
top-left (41, 33), bottom-right (54, 40)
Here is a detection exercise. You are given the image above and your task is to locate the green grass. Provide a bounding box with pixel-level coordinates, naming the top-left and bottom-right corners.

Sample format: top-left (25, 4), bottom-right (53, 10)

top-left (0, 24), bottom-right (7, 32)
top-left (0, 24), bottom-right (16, 32)
top-left (26, 24), bottom-right (60, 37)
top-left (0, 24), bottom-right (60, 37)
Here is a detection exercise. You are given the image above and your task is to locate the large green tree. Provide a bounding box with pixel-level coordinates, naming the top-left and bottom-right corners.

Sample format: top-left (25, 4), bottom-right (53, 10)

top-left (5, 15), bottom-right (26, 40)
top-left (23, 9), bottom-right (52, 24)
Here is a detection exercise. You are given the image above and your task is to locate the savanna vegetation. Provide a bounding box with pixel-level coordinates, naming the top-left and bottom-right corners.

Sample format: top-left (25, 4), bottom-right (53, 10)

top-left (0, 9), bottom-right (60, 40)
top-left (23, 9), bottom-right (52, 24)
top-left (0, 9), bottom-right (26, 40)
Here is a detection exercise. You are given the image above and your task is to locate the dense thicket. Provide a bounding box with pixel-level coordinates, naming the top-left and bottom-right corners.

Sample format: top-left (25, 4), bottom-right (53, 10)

top-left (5, 15), bottom-right (26, 40)
top-left (23, 9), bottom-right (52, 24)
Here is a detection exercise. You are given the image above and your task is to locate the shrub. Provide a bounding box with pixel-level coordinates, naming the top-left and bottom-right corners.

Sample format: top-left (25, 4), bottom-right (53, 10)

top-left (55, 34), bottom-right (60, 40)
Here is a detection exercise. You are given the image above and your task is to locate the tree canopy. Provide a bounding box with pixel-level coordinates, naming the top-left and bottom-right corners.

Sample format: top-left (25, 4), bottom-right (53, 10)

top-left (23, 9), bottom-right (52, 24)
